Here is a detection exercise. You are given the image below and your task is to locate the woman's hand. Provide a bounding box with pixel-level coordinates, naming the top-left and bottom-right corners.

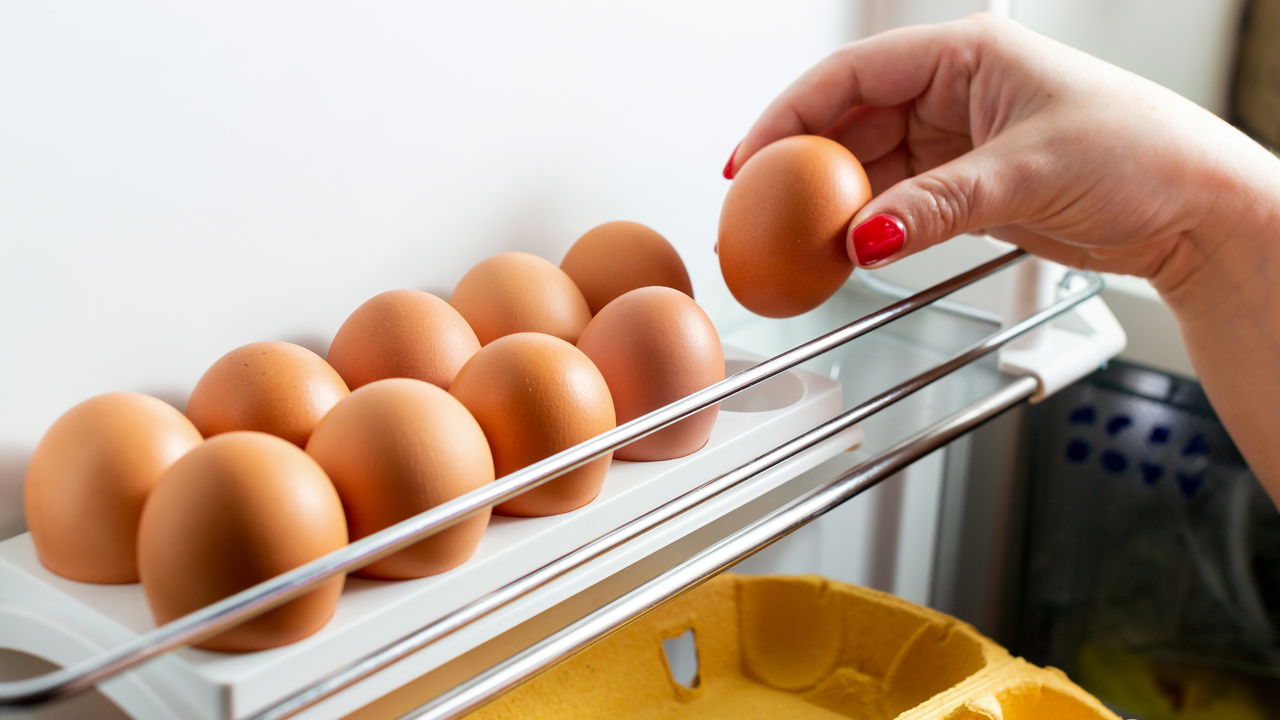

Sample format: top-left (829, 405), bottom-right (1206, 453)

top-left (726, 14), bottom-right (1280, 500)
top-left (727, 14), bottom-right (1278, 298)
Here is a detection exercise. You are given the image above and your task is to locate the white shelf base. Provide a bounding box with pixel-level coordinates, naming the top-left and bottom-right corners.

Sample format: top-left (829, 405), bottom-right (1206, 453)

top-left (0, 348), bottom-right (859, 720)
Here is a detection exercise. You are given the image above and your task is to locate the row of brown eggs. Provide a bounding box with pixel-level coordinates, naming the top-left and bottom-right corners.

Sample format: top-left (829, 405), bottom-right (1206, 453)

top-left (23, 220), bottom-right (722, 652)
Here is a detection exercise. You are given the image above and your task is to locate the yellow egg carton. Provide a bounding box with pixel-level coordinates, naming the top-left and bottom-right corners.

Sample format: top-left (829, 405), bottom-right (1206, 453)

top-left (468, 574), bottom-right (1122, 720)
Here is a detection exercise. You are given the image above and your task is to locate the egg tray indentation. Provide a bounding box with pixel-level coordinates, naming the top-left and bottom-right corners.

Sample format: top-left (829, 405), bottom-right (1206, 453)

top-left (465, 574), bottom-right (1122, 720)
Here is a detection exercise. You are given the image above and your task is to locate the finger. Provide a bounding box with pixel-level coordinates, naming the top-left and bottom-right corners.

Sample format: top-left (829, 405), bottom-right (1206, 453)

top-left (821, 105), bottom-right (907, 165)
top-left (986, 225), bottom-right (1095, 269)
top-left (994, 225), bottom-right (1176, 277)
top-left (847, 129), bottom-right (974, 197)
top-left (860, 146), bottom-right (912, 196)
top-left (729, 19), bottom-right (982, 175)
top-left (847, 137), bottom-right (1037, 267)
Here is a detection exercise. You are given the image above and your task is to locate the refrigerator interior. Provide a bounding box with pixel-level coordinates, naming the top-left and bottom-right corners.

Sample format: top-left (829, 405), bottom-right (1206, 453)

top-left (1017, 362), bottom-right (1280, 718)
top-left (0, 0), bottom-right (1263, 717)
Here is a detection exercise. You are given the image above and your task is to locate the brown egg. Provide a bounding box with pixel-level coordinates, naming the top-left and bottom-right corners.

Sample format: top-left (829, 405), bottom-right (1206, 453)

top-left (23, 393), bottom-right (203, 584)
top-left (327, 290), bottom-right (480, 391)
top-left (450, 252), bottom-right (592, 345)
top-left (450, 333), bottom-right (615, 516)
top-left (306, 379), bottom-right (494, 579)
top-left (137, 431), bottom-right (348, 652)
top-left (718, 135), bottom-right (872, 318)
top-left (577, 287), bottom-right (724, 461)
top-left (186, 341), bottom-right (349, 447)
top-left (560, 221), bottom-right (694, 314)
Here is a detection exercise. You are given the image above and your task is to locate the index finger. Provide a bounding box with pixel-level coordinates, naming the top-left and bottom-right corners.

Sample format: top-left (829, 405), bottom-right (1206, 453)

top-left (730, 18), bottom-right (982, 174)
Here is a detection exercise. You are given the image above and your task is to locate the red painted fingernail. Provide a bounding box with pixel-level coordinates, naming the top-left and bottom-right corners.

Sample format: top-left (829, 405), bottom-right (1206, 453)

top-left (722, 142), bottom-right (740, 179)
top-left (851, 214), bottom-right (905, 266)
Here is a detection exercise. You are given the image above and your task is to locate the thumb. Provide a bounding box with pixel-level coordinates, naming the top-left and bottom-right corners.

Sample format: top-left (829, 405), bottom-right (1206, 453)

top-left (847, 146), bottom-right (1022, 267)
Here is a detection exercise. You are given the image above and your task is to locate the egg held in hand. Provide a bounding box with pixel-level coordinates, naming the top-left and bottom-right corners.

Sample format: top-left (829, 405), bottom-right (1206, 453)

top-left (450, 252), bottom-right (592, 345)
top-left (137, 432), bottom-right (348, 652)
top-left (560, 221), bottom-right (693, 315)
top-left (718, 135), bottom-right (872, 318)
top-left (24, 393), bottom-right (204, 584)
top-left (307, 379), bottom-right (494, 579)
top-left (327, 289), bottom-right (480, 391)
top-left (577, 287), bottom-right (724, 461)
top-left (185, 341), bottom-right (350, 447)
top-left (450, 332), bottom-right (615, 517)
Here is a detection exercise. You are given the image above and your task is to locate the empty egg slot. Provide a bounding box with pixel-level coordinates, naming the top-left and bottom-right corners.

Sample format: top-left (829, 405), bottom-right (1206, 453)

top-left (721, 359), bottom-right (805, 413)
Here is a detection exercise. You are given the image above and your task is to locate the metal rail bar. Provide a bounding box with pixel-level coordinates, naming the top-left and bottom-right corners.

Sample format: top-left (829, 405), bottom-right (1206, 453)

top-left (858, 270), bottom-right (1005, 325)
top-left (251, 271), bottom-right (1100, 720)
top-left (407, 374), bottom-right (1042, 719)
top-left (0, 249), bottom-right (1025, 710)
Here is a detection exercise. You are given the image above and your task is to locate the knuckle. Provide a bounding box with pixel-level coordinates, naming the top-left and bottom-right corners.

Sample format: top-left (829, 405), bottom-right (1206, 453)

top-left (962, 11), bottom-right (997, 29)
top-left (962, 11), bottom-right (1014, 33)
top-left (914, 172), bottom-right (976, 239)
top-left (959, 12), bottom-right (1016, 55)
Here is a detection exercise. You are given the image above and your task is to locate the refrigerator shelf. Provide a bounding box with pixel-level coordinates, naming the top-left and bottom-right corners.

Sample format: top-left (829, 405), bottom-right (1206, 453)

top-left (0, 250), bottom-right (1122, 719)
top-left (0, 346), bottom-right (855, 720)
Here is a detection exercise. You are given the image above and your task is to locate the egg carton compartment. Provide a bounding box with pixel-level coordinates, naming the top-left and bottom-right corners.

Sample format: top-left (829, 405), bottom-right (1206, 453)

top-left (0, 346), bottom-right (860, 720)
top-left (466, 574), bottom-right (1121, 720)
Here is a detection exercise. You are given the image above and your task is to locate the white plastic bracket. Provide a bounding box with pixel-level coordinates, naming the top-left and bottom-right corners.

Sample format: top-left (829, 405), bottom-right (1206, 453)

top-left (997, 257), bottom-right (1127, 403)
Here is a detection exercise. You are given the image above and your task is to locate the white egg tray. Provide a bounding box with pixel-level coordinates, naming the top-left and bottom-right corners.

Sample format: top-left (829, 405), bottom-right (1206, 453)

top-left (0, 348), bottom-right (861, 719)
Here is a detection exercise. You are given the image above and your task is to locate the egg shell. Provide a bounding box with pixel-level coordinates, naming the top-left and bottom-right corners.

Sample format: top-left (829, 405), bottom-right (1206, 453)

top-left (23, 393), bottom-right (203, 584)
top-left (449, 332), bottom-right (615, 517)
top-left (718, 135), bottom-right (872, 318)
top-left (186, 341), bottom-right (350, 448)
top-left (577, 287), bottom-right (724, 461)
top-left (137, 431), bottom-right (348, 652)
top-left (450, 252), bottom-right (592, 345)
top-left (306, 379), bottom-right (494, 579)
top-left (327, 289), bottom-right (480, 391)
top-left (560, 221), bottom-right (694, 314)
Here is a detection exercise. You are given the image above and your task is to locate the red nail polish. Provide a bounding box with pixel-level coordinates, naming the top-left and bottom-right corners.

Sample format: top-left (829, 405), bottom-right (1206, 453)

top-left (851, 214), bottom-right (905, 266)
top-left (722, 143), bottom-right (740, 180)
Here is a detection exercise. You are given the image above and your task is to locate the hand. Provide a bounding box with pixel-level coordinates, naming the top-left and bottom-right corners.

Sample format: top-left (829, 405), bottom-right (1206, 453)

top-left (726, 14), bottom-right (1280, 500)
top-left (725, 14), bottom-right (1280, 301)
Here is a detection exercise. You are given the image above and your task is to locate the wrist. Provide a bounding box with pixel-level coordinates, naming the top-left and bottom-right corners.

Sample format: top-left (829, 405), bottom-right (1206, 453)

top-left (1152, 138), bottom-right (1280, 324)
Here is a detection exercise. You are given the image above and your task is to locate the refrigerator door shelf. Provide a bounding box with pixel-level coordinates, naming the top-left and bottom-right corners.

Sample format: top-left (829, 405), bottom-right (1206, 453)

top-left (998, 259), bottom-right (1127, 402)
top-left (0, 252), bottom-right (1119, 719)
top-left (871, 234), bottom-right (1152, 386)
top-left (0, 347), bottom-right (857, 720)
top-left (393, 268), bottom-right (1114, 719)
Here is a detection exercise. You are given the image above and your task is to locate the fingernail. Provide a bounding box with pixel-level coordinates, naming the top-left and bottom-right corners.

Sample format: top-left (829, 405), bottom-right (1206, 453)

top-left (851, 214), bottom-right (905, 266)
top-left (722, 143), bottom-right (740, 180)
